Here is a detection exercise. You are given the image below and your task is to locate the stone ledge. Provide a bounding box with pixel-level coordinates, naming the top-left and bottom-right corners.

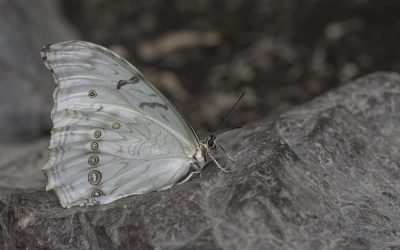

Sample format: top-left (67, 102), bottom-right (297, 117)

top-left (1, 72), bottom-right (400, 249)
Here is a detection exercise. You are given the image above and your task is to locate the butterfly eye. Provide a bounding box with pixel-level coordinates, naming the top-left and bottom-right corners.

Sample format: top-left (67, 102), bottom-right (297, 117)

top-left (207, 139), bottom-right (217, 150)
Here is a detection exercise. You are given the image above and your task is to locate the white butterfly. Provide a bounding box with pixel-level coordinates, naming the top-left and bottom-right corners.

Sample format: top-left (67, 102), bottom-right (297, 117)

top-left (41, 41), bottom-right (231, 208)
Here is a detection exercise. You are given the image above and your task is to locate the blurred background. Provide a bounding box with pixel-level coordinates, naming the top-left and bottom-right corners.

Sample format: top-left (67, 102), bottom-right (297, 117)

top-left (1, 0), bottom-right (400, 143)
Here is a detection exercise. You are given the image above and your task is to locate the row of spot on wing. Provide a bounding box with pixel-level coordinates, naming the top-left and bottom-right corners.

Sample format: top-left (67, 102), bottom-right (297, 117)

top-left (85, 90), bottom-right (123, 199)
top-left (87, 128), bottom-right (103, 198)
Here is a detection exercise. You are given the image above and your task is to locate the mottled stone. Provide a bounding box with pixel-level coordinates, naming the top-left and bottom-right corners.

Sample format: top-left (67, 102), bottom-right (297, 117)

top-left (1, 73), bottom-right (400, 249)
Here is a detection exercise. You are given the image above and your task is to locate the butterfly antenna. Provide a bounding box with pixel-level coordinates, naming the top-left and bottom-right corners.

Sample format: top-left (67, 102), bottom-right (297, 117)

top-left (207, 152), bottom-right (231, 173)
top-left (214, 126), bottom-right (242, 136)
top-left (219, 145), bottom-right (237, 162)
top-left (213, 90), bottom-right (246, 134)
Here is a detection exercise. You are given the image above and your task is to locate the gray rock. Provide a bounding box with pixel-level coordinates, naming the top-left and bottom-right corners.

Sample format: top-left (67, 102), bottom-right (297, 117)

top-left (1, 72), bottom-right (400, 249)
top-left (0, 0), bottom-right (78, 142)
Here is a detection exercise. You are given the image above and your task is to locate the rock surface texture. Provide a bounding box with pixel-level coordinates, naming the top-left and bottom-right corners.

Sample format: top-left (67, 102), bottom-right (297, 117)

top-left (0, 72), bottom-right (399, 249)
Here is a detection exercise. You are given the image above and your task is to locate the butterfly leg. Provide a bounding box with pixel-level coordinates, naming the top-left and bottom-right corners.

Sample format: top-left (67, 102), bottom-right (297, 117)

top-left (207, 153), bottom-right (231, 173)
top-left (177, 163), bottom-right (201, 185)
top-left (219, 145), bottom-right (237, 162)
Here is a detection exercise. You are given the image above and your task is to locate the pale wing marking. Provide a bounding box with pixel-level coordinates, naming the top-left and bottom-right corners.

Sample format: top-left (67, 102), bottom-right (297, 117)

top-left (52, 109), bottom-right (190, 155)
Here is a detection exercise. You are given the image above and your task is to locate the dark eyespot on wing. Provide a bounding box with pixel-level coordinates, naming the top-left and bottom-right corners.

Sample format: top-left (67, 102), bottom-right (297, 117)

top-left (117, 78), bottom-right (158, 97)
top-left (116, 80), bottom-right (127, 89)
top-left (129, 76), bottom-right (140, 81)
top-left (117, 76), bottom-right (140, 89)
top-left (139, 102), bottom-right (169, 110)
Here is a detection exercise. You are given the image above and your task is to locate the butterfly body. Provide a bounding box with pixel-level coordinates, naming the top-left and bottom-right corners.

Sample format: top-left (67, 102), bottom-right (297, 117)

top-left (41, 41), bottom-right (216, 208)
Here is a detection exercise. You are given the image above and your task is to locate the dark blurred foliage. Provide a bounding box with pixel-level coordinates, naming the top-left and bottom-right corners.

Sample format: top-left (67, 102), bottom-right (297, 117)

top-left (59, 0), bottom-right (400, 135)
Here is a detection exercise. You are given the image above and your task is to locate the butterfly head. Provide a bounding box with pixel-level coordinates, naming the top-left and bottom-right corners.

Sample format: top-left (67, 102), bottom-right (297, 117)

top-left (205, 134), bottom-right (217, 151)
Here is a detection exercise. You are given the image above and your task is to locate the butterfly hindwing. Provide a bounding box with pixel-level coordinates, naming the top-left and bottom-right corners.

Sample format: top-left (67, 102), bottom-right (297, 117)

top-left (41, 41), bottom-right (198, 207)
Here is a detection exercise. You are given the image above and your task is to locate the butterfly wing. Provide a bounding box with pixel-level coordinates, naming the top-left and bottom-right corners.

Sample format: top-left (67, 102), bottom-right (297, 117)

top-left (41, 41), bottom-right (199, 208)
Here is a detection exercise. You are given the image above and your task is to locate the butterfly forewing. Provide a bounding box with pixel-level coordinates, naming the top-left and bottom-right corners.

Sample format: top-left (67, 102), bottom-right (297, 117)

top-left (42, 41), bottom-right (199, 208)
top-left (44, 41), bottom-right (197, 146)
